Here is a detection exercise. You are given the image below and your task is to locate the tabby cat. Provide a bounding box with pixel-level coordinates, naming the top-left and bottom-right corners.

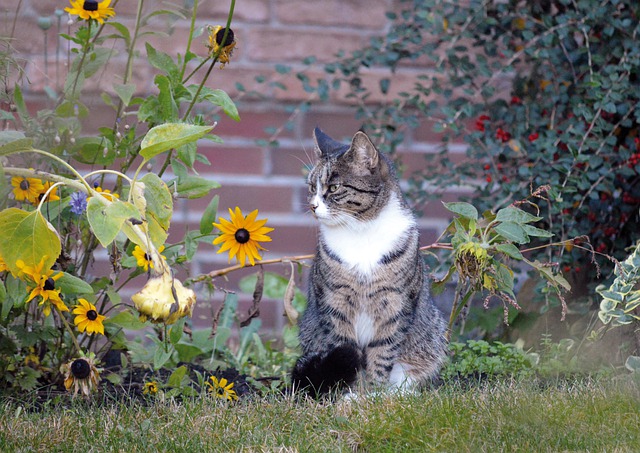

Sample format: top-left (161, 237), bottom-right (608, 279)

top-left (291, 127), bottom-right (447, 396)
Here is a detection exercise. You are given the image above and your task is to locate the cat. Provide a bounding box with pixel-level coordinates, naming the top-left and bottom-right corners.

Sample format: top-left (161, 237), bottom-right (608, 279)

top-left (291, 127), bottom-right (448, 397)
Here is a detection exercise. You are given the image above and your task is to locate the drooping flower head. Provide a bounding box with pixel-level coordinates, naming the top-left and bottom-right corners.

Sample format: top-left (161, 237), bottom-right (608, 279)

top-left (64, 0), bottom-right (115, 24)
top-left (62, 354), bottom-right (100, 397)
top-left (11, 176), bottom-right (44, 204)
top-left (206, 376), bottom-right (238, 401)
top-left (16, 258), bottom-right (68, 316)
top-left (131, 270), bottom-right (196, 325)
top-left (212, 207), bottom-right (274, 267)
top-left (206, 25), bottom-right (236, 67)
top-left (69, 191), bottom-right (88, 215)
top-left (73, 298), bottom-right (106, 335)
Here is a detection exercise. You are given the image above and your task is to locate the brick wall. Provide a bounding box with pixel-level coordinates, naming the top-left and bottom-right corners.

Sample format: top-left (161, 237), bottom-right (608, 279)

top-left (4, 0), bottom-right (464, 333)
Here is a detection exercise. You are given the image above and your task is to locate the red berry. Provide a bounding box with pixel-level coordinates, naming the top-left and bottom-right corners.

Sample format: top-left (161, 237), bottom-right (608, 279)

top-left (486, 176), bottom-right (492, 183)
top-left (528, 132), bottom-right (539, 142)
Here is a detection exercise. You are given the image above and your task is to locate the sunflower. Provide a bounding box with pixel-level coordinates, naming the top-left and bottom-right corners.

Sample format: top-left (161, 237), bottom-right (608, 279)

top-left (0, 254), bottom-right (7, 273)
top-left (132, 245), bottom-right (165, 272)
top-left (206, 376), bottom-right (238, 401)
top-left (206, 25), bottom-right (236, 67)
top-left (16, 258), bottom-right (68, 316)
top-left (62, 355), bottom-right (100, 397)
top-left (73, 298), bottom-right (106, 335)
top-left (11, 176), bottom-right (45, 204)
top-left (143, 381), bottom-right (159, 395)
top-left (212, 207), bottom-right (274, 267)
top-left (64, 0), bottom-right (115, 24)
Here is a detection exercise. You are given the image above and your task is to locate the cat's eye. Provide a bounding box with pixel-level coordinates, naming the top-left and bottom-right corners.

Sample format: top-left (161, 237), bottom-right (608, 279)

top-left (328, 184), bottom-right (340, 193)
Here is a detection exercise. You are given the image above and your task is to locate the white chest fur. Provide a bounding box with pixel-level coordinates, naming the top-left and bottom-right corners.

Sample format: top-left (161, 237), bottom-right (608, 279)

top-left (319, 193), bottom-right (415, 277)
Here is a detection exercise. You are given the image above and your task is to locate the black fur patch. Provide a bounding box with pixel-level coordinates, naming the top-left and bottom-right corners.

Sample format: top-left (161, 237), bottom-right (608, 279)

top-left (291, 344), bottom-right (363, 397)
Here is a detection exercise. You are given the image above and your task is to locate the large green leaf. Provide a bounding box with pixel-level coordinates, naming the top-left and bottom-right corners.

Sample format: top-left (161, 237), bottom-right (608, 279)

top-left (495, 206), bottom-right (542, 225)
top-left (494, 222), bottom-right (529, 244)
top-left (140, 173), bottom-right (173, 231)
top-left (86, 198), bottom-right (142, 247)
top-left (0, 208), bottom-right (60, 275)
top-left (57, 272), bottom-right (94, 295)
top-left (442, 201), bottom-right (478, 220)
top-left (0, 137), bottom-right (32, 156)
top-left (140, 123), bottom-right (213, 160)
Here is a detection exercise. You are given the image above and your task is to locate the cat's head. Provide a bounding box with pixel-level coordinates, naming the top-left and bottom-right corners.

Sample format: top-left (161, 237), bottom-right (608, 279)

top-left (307, 127), bottom-right (396, 226)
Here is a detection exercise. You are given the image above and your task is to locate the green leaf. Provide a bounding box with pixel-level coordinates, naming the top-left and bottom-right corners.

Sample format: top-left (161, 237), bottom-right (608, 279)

top-left (169, 318), bottom-right (185, 345)
top-left (174, 175), bottom-right (220, 199)
top-left (106, 310), bottom-right (147, 330)
top-left (167, 365), bottom-right (188, 387)
top-left (57, 272), bottom-right (94, 295)
top-left (494, 222), bottom-right (529, 244)
top-left (86, 198), bottom-right (141, 247)
top-left (442, 202), bottom-right (478, 220)
top-left (199, 195), bottom-right (219, 235)
top-left (495, 243), bottom-right (524, 260)
top-left (0, 208), bottom-right (61, 275)
top-left (140, 173), bottom-right (173, 231)
top-left (0, 282), bottom-right (10, 321)
top-left (145, 42), bottom-right (179, 80)
top-left (495, 206), bottom-right (542, 224)
top-left (153, 345), bottom-right (173, 371)
top-left (522, 224), bottom-right (553, 238)
top-left (197, 87), bottom-right (240, 122)
top-left (113, 83), bottom-right (137, 106)
top-left (625, 355), bottom-right (640, 372)
top-left (0, 138), bottom-right (33, 156)
top-left (140, 123), bottom-right (214, 161)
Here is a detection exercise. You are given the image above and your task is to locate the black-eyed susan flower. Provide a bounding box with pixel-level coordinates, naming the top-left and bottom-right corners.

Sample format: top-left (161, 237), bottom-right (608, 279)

top-left (132, 245), bottom-right (165, 272)
top-left (11, 175), bottom-right (45, 204)
top-left (72, 298), bottom-right (106, 335)
top-left (0, 254), bottom-right (7, 273)
top-left (143, 381), bottom-right (159, 395)
top-left (16, 258), bottom-right (68, 316)
top-left (212, 207), bottom-right (274, 267)
top-left (206, 25), bottom-right (236, 67)
top-left (93, 186), bottom-right (119, 202)
top-left (206, 376), bottom-right (238, 401)
top-left (64, 0), bottom-right (115, 24)
top-left (62, 355), bottom-right (100, 397)
top-left (35, 181), bottom-right (61, 205)
top-left (131, 269), bottom-right (196, 324)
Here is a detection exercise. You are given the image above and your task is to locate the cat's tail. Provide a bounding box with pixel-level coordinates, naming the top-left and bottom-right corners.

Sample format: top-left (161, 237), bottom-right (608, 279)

top-left (291, 343), bottom-right (363, 398)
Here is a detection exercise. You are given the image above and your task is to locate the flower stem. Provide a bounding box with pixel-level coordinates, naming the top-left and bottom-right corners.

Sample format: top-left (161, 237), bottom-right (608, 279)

top-left (58, 307), bottom-right (83, 355)
top-left (180, 0), bottom-right (199, 81)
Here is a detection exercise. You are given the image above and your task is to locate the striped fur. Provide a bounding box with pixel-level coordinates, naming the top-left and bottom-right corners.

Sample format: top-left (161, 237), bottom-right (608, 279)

top-left (292, 128), bottom-right (447, 396)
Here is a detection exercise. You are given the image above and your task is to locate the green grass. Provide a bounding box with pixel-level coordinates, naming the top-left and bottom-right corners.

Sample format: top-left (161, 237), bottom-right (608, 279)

top-left (1, 378), bottom-right (639, 452)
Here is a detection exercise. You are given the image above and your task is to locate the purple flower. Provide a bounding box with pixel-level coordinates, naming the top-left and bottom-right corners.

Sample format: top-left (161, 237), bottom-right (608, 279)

top-left (69, 191), bottom-right (87, 215)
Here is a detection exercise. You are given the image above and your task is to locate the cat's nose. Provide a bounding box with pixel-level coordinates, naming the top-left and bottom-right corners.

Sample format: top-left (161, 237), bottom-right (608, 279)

top-left (310, 203), bottom-right (318, 213)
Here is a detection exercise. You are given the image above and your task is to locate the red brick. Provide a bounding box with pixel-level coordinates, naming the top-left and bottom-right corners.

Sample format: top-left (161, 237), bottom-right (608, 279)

top-left (269, 145), bottom-right (314, 177)
top-left (184, 183), bottom-right (295, 214)
top-left (276, 0), bottom-right (390, 29)
top-left (300, 110), bottom-right (363, 142)
top-left (199, 144), bottom-right (266, 174)
top-left (245, 27), bottom-right (368, 63)
top-left (215, 107), bottom-right (296, 140)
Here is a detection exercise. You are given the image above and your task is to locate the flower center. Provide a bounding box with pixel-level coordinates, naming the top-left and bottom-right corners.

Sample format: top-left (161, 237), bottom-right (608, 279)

top-left (20, 180), bottom-right (29, 191)
top-left (87, 310), bottom-right (98, 321)
top-left (83, 0), bottom-right (99, 11)
top-left (144, 253), bottom-right (151, 261)
top-left (70, 358), bottom-right (91, 379)
top-left (215, 27), bottom-right (234, 47)
top-left (43, 277), bottom-right (56, 291)
top-left (234, 228), bottom-right (250, 244)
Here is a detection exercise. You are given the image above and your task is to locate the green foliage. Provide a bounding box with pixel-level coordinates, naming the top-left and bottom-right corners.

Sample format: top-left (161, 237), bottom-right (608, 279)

top-left (442, 340), bottom-right (536, 380)
top-left (597, 241), bottom-right (640, 326)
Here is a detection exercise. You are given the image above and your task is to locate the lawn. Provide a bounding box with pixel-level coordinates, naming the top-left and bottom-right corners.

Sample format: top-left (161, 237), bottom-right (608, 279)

top-left (2, 377), bottom-right (638, 452)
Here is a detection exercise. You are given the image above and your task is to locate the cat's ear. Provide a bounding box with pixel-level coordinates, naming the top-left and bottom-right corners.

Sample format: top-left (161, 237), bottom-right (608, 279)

top-left (349, 131), bottom-right (379, 170)
top-left (313, 127), bottom-right (349, 159)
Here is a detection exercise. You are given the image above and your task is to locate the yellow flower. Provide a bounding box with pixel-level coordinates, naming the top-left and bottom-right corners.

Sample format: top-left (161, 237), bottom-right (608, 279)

top-left (35, 181), bottom-right (61, 205)
top-left (131, 270), bottom-right (196, 324)
top-left (212, 207), bottom-right (274, 267)
top-left (11, 176), bottom-right (44, 204)
top-left (73, 298), bottom-right (106, 335)
top-left (132, 245), bottom-right (165, 272)
top-left (62, 355), bottom-right (100, 397)
top-left (206, 25), bottom-right (236, 67)
top-left (16, 258), bottom-right (68, 317)
top-left (143, 381), bottom-right (158, 395)
top-left (93, 186), bottom-right (120, 202)
top-left (0, 253), bottom-right (7, 273)
top-left (206, 376), bottom-right (238, 401)
top-left (455, 241), bottom-right (491, 289)
top-left (64, 0), bottom-right (115, 24)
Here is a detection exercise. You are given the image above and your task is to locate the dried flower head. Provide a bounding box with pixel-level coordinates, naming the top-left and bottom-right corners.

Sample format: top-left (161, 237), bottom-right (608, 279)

top-left (131, 270), bottom-right (196, 324)
top-left (206, 25), bottom-right (236, 68)
top-left (62, 355), bottom-right (100, 397)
